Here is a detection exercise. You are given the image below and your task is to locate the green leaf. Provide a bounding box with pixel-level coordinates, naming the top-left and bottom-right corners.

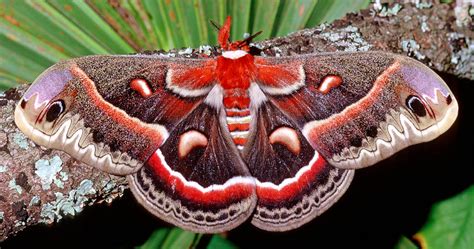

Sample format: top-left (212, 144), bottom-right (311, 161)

top-left (2, 0), bottom-right (109, 56)
top-left (201, 0), bottom-right (227, 45)
top-left (207, 235), bottom-right (238, 249)
top-left (394, 236), bottom-right (418, 249)
top-left (47, 0), bottom-right (135, 53)
top-left (229, 0), bottom-right (252, 41)
top-left (141, 0), bottom-right (173, 50)
top-left (170, 0), bottom-right (206, 48)
top-left (157, 0), bottom-right (185, 49)
top-left (121, 0), bottom-right (160, 49)
top-left (0, 70), bottom-right (23, 89)
top-left (161, 227), bottom-right (201, 249)
top-left (0, 44), bottom-right (45, 82)
top-left (138, 227), bottom-right (201, 249)
top-left (0, 20), bottom-right (67, 66)
top-left (138, 228), bottom-right (171, 249)
top-left (306, 0), bottom-right (370, 27)
top-left (273, 0), bottom-right (318, 37)
top-left (414, 185), bottom-right (474, 249)
top-left (1, 0), bottom-right (374, 90)
top-left (191, 0), bottom-right (210, 46)
top-left (250, 0), bottom-right (280, 41)
top-left (138, 228), bottom-right (238, 249)
top-left (0, 21), bottom-right (66, 82)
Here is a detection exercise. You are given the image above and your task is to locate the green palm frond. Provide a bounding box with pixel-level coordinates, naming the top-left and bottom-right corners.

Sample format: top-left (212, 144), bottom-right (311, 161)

top-left (0, 0), bottom-right (369, 90)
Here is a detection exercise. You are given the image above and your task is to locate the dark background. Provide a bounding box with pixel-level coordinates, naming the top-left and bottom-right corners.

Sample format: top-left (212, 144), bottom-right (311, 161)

top-left (3, 73), bottom-right (473, 248)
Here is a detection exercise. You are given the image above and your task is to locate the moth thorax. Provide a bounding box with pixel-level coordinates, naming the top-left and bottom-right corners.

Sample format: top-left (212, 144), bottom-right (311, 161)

top-left (222, 50), bottom-right (248, 59)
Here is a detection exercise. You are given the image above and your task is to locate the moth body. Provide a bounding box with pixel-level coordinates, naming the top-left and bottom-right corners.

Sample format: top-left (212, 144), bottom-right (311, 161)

top-left (217, 51), bottom-right (255, 149)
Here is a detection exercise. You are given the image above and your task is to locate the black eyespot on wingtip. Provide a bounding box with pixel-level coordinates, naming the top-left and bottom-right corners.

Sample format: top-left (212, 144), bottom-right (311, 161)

top-left (446, 94), bottom-right (452, 105)
top-left (45, 100), bottom-right (65, 122)
top-left (406, 95), bottom-right (427, 117)
top-left (20, 99), bottom-right (27, 109)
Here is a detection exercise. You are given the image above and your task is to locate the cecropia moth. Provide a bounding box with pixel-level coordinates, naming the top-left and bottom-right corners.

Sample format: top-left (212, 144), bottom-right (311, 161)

top-left (14, 16), bottom-right (458, 233)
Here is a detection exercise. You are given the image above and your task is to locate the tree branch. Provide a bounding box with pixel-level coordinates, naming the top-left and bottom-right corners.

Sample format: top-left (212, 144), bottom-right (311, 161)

top-left (0, 1), bottom-right (471, 242)
top-left (258, 1), bottom-right (472, 80)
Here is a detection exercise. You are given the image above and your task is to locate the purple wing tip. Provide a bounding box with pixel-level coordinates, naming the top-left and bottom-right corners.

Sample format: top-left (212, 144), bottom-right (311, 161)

top-left (23, 66), bottom-right (72, 105)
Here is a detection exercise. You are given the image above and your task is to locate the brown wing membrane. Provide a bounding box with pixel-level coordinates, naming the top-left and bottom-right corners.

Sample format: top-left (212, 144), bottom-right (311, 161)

top-left (244, 101), bottom-right (353, 231)
top-left (128, 103), bottom-right (256, 233)
top-left (256, 51), bottom-right (458, 169)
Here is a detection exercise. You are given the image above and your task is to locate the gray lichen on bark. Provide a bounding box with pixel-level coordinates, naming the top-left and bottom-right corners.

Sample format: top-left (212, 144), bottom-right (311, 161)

top-left (0, 1), bottom-right (472, 242)
top-left (257, 1), bottom-right (472, 80)
top-left (0, 85), bottom-right (128, 240)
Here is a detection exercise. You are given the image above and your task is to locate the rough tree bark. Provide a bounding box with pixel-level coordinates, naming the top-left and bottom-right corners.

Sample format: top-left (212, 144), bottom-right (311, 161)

top-left (0, 1), bottom-right (472, 241)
